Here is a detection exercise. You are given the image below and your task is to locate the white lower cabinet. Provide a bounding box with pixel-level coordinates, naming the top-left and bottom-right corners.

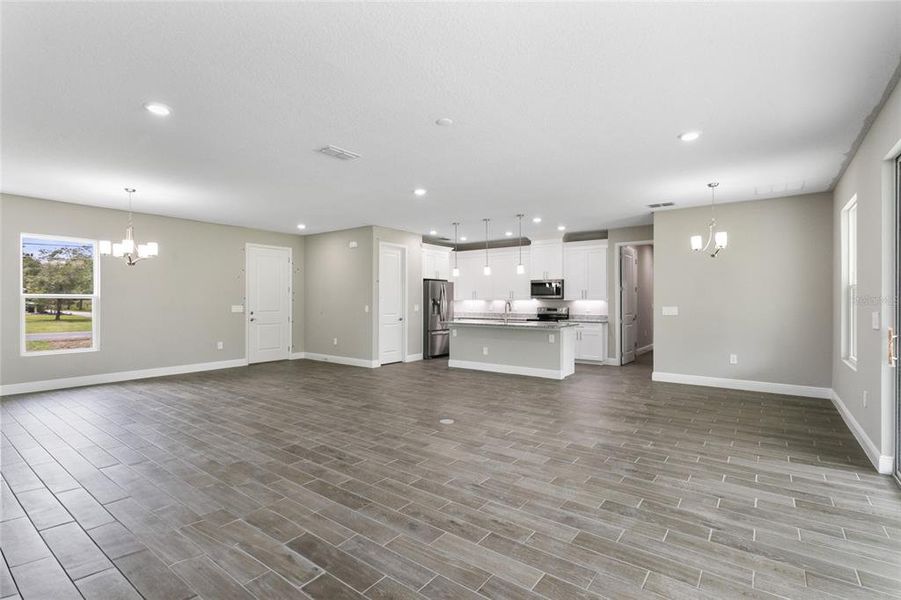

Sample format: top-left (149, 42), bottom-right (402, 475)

top-left (574, 323), bottom-right (607, 363)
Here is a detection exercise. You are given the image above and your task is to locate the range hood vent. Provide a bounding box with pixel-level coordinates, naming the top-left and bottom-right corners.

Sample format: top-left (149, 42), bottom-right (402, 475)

top-left (317, 145), bottom-right (361, 160)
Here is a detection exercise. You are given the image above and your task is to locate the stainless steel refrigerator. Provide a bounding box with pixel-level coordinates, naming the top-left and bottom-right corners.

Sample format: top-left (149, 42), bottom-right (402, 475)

top-left (423, 279), bottom-right (454, 359)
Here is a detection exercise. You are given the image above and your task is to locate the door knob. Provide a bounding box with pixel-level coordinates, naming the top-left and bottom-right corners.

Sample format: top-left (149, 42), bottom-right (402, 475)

top-left (398, 317), bottom-right (403, 321)
top-left (249, 317), bottom-right (255, 322)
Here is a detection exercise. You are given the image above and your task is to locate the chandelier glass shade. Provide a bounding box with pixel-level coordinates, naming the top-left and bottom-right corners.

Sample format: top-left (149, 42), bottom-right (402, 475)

top-left (99, 188), bottom-right (159, 266)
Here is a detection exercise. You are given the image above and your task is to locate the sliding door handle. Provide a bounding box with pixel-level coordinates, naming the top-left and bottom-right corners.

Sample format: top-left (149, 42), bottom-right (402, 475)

top-left (889, 327), bottom-right (898, 366)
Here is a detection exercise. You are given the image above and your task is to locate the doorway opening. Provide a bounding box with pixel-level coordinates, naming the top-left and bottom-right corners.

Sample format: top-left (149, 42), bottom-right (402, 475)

top-left (615, 241), bottom-right (653, 368)
top-left (379, 242), bottom-right (407, 365)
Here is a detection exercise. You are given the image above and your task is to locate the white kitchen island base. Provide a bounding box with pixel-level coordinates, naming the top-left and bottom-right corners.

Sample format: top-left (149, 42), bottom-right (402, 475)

top-left (448, 320), bottom-right (577, 380)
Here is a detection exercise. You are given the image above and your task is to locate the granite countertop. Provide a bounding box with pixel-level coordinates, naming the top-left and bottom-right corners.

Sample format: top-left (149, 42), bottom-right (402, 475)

top-left (449, 319), bottom-right (580, 329)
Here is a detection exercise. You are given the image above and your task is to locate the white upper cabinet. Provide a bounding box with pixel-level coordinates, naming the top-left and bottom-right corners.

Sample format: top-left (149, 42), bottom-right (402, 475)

top-left (422, 244), bottom-right (451, 280)
top-left (452, 251), bottom-right (483, 300)
top-left (564, 241), bottom-right (607, 301)
top-left (451, 248), bottom-right (530, 300)
top-left (529, 240), bottom-right (563, 280)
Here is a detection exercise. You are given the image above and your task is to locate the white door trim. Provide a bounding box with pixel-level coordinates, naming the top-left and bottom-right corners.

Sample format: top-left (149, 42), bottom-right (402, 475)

top-left (245, 243), bottom-right (293, 364)
top-left (612, 239), bottom-right (653, 366)
top-left (378, 241), bottom-right (408, 366)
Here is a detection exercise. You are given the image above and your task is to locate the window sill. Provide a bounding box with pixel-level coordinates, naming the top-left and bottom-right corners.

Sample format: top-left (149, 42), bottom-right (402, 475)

top-left (842, 357), bottom-right (858, 372)
top-left (22, 347), bottom-right (99, 358)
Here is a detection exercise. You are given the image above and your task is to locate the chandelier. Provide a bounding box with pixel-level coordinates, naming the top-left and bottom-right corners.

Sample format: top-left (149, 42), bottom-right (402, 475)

top-left (690, 182), bottom-right (728, 257)
top-left (99, 188), bottom-right (159, 266)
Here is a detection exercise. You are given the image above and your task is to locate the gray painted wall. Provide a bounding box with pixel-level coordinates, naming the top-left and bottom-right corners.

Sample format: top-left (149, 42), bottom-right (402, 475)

top-left (303, 226), bottom-right (374, 361)
top-left (636, 244), bottom-right (654, 349)
top-left (832, 76), bottom-right (900, 458)
top-left (607, 225), bottom-right (654, 356)
top-left (1, 193), bottom-right (304, 386)
top-left (654, 192), bottom-right (833, 387)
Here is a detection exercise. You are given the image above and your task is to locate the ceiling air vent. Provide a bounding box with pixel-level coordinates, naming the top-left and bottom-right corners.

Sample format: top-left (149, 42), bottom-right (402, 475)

top-left (317, 145), bottom-right (361, 160)
top-left (647, 202), bottom-right (675, 209)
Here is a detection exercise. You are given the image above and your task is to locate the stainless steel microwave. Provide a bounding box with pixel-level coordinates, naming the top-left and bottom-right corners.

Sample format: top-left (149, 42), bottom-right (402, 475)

top-left (530, 279), bottom-right (564, 299)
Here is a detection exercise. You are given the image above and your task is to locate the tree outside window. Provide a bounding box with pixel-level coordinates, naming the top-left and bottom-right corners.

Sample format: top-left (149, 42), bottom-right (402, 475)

top-left (21, 235), bottom-right (99, 354)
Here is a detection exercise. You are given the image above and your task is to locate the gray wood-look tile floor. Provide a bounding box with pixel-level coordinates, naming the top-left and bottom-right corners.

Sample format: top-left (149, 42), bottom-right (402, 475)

top-left (2, 354), bottom-right (900, 599)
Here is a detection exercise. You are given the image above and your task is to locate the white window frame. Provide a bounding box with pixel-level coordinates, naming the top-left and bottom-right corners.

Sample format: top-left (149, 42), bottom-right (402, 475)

top-left (841, 196), bottom-right (858, 370)
top-left (20, 233), bottom-right (100, 356)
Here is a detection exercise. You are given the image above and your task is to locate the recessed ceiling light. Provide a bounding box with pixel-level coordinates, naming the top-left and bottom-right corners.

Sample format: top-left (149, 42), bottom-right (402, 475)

top-left (439, 418), bottom-right (455, 425)
top-left (557, 225), bottom-right (566, 231)
top-left (297, 224), bottom-right (306, 230)
top-left (414, 188), bottom-right (427, 197)
top-left (460, 236), bottom-right (467, 241)
top-left (144, 102), bottom-right (171, 117)
top-left (435, 118), bottom-right (454, 126)
top-left (678, 131), bottom-right (701, 142)
top-left (429, 229), bottom-right (438, 236)
top-left (504, 231), bottom-right (513, 237)
top-left (532, 217), bottom-right (542, 223)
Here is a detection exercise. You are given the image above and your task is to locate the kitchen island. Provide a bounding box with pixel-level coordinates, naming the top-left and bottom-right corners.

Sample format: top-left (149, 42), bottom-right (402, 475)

top-left (448, 319), bottom-right (579, 380)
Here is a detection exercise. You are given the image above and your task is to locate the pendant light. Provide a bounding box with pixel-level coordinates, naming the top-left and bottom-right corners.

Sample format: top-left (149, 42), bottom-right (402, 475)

top-left (515, 214), bottom-right (525, 275)
top-left (690, 182), bottom-right (728, 258)
top-left (99, 188), bottom-right (159, 266)
top-left (451, 222), bottom-right (460, 277)
top-left (482, 218), bottom-right (491, 276)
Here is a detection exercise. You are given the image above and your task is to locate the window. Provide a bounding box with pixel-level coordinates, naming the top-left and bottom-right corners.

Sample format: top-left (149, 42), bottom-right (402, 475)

top-left (841, 196), bottom-right (858, 368)
top-left (21, 234), bottom-right (99, 355)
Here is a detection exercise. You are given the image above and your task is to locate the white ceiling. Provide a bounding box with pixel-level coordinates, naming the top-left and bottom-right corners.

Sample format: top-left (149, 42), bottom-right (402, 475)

top-left (3, 3), bottom-right (900, 240)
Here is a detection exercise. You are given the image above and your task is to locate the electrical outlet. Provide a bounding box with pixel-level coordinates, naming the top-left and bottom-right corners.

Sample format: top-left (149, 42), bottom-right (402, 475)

top-left (729, 354), bottom-right (738, 365)
top-left (333, 337), bottom-right (338, 346)
top-left (863, 391), bottom-right (868, 408)
top-left (216, 341), bottom-right (224, 350)
top-left (482, 346), bottom-right (488, 356)
top-left (549, 334), bottom-right (555, 343)
top-left (452, 328), bottom-right (457, 337)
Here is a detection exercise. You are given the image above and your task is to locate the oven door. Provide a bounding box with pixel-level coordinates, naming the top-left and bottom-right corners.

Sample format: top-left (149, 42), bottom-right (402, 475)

top-left (530, 280), bottom-right (564, 299)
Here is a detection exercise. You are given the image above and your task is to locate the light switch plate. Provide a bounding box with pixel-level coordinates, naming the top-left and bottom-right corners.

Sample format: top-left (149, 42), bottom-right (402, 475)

top-left (414, 304), bottom-right (420, 312)
top-left (364, 305), bottom-right (369, 313)
top-left (348, 241), bottom-right (358, 249)
top-left (662, 306), bottom-right (679, 316)
top-left (231, 305), bottom-right (244, 313)
top-left (548, 334), bottom-right (555, 343)
top-left (452, 329), bottom-right (457, 337)
top-left (871, 311), bottom-right (880, 330)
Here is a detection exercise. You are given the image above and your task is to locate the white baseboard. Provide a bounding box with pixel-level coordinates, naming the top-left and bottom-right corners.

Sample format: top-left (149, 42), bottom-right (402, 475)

top-left (290, 351), bottom-right (306, 360)
top-left (0, 358), bottom-right (249, 397)
top-left (575, 359), bottom-right (607, 365)
top-left (636, 344), bottom-right (654, 356)
top-left (404, 353), bottom-right (423, 363)
top-left (449, 359), bottom-right (565, 380)
top-left (829, 389), bottom-right (894, 474)
top-left (651, 371), bottom-right (832, 399)
top-left (303, 353), bottom-right (379, 368)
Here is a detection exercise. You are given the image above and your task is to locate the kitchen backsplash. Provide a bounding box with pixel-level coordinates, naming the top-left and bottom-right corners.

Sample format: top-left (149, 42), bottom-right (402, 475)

top-left (454, 299), bottom-right (607, 321)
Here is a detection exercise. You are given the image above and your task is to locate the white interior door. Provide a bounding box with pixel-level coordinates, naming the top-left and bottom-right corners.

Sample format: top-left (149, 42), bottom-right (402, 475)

top-left (621, 245), bottom-right (638, 365)
top-left (247, 244), bottom-right (291, 364)
top-left (379, 244), bottom-right (405, 365)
